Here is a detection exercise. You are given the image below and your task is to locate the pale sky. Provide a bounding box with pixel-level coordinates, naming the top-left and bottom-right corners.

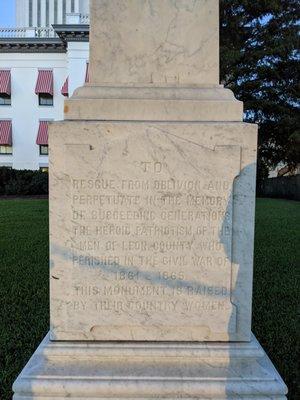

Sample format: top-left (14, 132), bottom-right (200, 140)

top-left (0, 1), bottom-right (272, 30)
top-left (0, 0), bottom-right (15, 28)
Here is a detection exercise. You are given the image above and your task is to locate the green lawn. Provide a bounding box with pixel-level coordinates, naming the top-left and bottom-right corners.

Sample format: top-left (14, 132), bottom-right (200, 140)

top-left (0, 200), bottom-right (49, 400)
top-left (0, 198), bottom-right (299, 400)
top-left (252, 199), bottom-right (299, 400)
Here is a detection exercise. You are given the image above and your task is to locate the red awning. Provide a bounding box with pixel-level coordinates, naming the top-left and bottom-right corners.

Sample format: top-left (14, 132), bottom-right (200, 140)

top-left (85, 62), bottom-right (90, 83)
top-left (61, 77), bottom-right (68, 96)
top-left (0, 120), bottom-right (12, 145)
top-left (0, 70), bottom-right (11, 95)
top-left (35, 70), bottom-right (53, 95)
top-left (36, 121), bottom-right (49, 145)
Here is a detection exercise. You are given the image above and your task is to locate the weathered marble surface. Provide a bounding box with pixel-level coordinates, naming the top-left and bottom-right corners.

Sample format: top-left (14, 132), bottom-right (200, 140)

top-left (13, 332), bottom-right (287, 399)
top-left (49, 121), bottom-right (257, 341)
top-left (90, 0), bottom-right (219, 86)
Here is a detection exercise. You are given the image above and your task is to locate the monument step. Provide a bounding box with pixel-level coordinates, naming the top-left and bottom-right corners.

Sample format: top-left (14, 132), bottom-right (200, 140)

top-left (13, 333), bottom-right (287, 400)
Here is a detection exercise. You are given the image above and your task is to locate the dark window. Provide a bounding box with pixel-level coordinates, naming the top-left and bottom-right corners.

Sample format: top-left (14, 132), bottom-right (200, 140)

top-left (39, 166), bottom-right (49, 173)
top-left (54, 0), bottom-right (58, 23)
top-left (63, 0), bottom-right (66, 23)
top-left (71, 0), bottom-right (75, 12)
top-left (0, 94), bottom-right (11, 105)
top-left (39, 93), bottom-right (53, 106)
top-left (37, 0), bottom-right (41, 27)
top-left (29, 0), bottom-right (33, 27)
top-left (0, 145), bottom-right (13, 154)
top-left (39, 145), bottom-right (49, 155)
top-left (46, 0), bottom-right (50, 26)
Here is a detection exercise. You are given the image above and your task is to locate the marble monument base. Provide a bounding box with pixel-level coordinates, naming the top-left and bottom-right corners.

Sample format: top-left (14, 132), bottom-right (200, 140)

top-left (13, 333), bottom-right (287, 400)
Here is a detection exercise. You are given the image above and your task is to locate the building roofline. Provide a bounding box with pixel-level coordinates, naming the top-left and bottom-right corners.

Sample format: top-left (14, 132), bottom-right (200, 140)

top-left (52, 24), bottom-right (89, 44)
top-left (0, 37), bottom-right (66, 53)
top-left (0, 24), bottom-right (89, 53)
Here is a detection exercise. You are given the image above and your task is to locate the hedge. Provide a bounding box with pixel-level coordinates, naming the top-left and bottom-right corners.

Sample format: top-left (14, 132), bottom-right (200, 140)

top-left (0, 167), bottom-right (48, 196)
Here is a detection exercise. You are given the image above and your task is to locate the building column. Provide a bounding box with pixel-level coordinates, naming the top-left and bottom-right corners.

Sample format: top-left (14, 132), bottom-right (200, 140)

top-left (41, 0), bottom-right (46, 27)
top-left (62, 0), bottom-right (66, 23)
top-left (74, 0), bottom-right (80, 13)
top-left (49, 0), bottom-right (54, 26)
top-left (79, 0), bottom-right (89, 14)
top-left (15, 0), bottom-right (26, 27)
top-left (32, 0), bottom-right (38, 27)
top-left (57, 0), bottom-right (63, 24)
top-left (24, 0), bottom-right (30, 27)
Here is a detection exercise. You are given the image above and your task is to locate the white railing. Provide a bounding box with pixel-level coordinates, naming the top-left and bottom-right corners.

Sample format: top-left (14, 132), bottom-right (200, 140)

top-left (0, 27), bottom-right (28, 38)
top-left (0, 13), bottom-right (89, 39)
top-left (80, 14), bottom-right (90, 24)
top-left (0, 27), bottom-right (57, 38)
top-left (35, 27), bottom-right (57, 38)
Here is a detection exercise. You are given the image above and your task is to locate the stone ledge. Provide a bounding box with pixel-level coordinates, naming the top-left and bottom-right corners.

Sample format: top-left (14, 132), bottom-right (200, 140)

top-left (13, 333), bottom-right (287, 399)
top-left (64, 86), bottom-right (243, 122)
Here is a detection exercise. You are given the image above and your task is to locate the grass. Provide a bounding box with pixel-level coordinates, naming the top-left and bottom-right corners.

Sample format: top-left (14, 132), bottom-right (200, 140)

top-left (0, 200), bottom-right (49, 400)
top-left (0, 198), bottom-right (299, 400)
top-left (252, 198), bottom-right (299, 399)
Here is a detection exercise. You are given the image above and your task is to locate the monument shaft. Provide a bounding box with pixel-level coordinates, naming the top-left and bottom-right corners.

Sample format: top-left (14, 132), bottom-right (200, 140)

top-left (89, 0), bottom-right (219, 86)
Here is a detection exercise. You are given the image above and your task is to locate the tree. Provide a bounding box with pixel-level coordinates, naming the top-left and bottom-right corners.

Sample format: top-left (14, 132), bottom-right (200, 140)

top-left (220, 0), bottom-right (300, 182)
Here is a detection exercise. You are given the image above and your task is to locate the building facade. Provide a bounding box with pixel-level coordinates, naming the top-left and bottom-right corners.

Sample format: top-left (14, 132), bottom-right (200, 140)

top-left (0, 0), bottom-right (90, 170)
top-left (16, 0), bottom-right (89, 28)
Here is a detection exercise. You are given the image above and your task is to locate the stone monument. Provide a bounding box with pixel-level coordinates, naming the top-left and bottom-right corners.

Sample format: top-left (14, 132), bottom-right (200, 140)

top-left (13, 1), bottom-right (287, 399)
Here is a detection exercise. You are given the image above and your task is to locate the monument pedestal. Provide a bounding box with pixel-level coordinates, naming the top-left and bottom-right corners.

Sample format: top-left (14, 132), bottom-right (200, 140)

top-left (48, 117), bottom-right (256, 343)
top-left (13, 333), bottom-right (287, 399)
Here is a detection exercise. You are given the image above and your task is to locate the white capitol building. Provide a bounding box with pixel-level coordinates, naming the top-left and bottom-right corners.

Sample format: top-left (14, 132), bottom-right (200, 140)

top-left (0, 0), bottom-right (90, 170)
top-left (15, 0), bottom-right (89, 27)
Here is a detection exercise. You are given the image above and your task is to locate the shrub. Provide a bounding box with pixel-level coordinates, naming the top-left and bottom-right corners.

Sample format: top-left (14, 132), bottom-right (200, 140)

top-left (0, 167), bottom-right (48, 196)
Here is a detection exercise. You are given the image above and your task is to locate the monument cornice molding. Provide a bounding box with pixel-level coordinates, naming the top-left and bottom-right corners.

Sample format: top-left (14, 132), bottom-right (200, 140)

top-left (65, 86), bottom-right (243, 122)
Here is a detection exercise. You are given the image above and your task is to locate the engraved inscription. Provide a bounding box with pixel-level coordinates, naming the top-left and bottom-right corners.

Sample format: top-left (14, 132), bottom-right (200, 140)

top-left (65, 156), bottom-right (235, 321)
